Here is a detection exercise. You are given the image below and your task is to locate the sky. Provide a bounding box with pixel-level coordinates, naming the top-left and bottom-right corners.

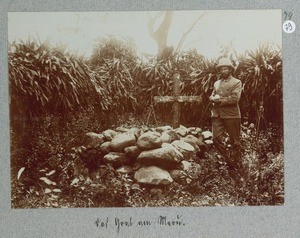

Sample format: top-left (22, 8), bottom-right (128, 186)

top-left (8, 10), bottom-right (282, 59)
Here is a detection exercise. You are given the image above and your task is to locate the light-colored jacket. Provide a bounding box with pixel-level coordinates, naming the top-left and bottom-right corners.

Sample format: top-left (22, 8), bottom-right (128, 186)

top-left (210, 76), bottom-right (242, 118)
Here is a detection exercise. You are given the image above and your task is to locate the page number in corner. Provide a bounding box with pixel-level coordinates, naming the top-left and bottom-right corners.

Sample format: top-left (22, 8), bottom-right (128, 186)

top-left (283, 20), bottom-right (296, 33)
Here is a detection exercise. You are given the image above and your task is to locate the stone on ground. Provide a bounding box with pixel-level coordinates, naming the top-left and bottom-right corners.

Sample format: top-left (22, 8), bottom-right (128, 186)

top-left (129, 127), bottom-right (142, 139)
top-left (188, 127), bottom-right (202, 136)
top-left (124, 146), bottom-right (141, 159)
top-left (134, 166), bottom-right (173, 185)
top-left (181, 136), bottom-right (200, 153)
top-left (99, 141), bottom-right (112, 154)
top-left (160, 130), bottom-right (180, 143)
top-left (205, 140), bottom-right (213, 145)
top-left (131, 183), bottom-right (141, 191)
top-left (110, 133), bottom-right (136, 152)
top-left (83, 132), bottom-right (105, 149)
top-left (202, 131), bottom-right (213, 140)
top-left (136, 131), bottom-right (162, 150)
top-left (137, 144), bottom-right (183, 169)
top-left (161, 143), bottom-right (184, 161)
top-left (175, 125), bottom-right (188, 137)
top-left (181, 161), bottom-right (192, 171)
top-left (102, 129), bottom-right (118, 141)
top-left (169, 169), bottom-right (187, 183)
top-left (156, 125), bottom-right (173, 133)
top-left (116, 165), bottom-right (133, 174)
top-left (182, 134), bottom-right (208, 153)
top-left (171, 140), bottom-right (196, 160)
top-left (103, 152), bottom-right (129, 168)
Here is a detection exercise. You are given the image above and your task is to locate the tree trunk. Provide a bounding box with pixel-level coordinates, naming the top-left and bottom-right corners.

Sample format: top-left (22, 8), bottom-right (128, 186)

top-left (148, 11), bottom-right (173, 57)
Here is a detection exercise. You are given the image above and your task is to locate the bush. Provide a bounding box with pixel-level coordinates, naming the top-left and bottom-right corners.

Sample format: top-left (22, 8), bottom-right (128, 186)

top-left (9, 39), bottom-right (109, 129)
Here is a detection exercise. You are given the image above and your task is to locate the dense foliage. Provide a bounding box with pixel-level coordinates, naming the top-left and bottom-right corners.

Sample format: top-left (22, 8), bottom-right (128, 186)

top-left (9, 40), bottom-right (108, 120)
top-left (9, 39), bottom-right (282, 127)
top-left (90, 36), bottom-right (137, 66)
top-left (9, 38), bottom-right (284, 208)
top-left (235, 45), bottom-right (283, 124)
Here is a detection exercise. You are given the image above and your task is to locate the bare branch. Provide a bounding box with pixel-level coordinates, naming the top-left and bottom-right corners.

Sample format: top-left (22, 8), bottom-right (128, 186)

top-left (174, 12), bottom-right (208, 54)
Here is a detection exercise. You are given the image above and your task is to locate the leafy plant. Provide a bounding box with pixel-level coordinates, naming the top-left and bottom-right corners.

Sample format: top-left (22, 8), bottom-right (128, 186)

top-left (90, 35), bottom-right (137, 68)
top-left (235, 44), bottom-right (282, 125)
top-left (9, 39), bottom-right (108, 123)
top-left (94, 58), bottom-right (137, 112)
top-left (90, 36), bottom-right (139, 114)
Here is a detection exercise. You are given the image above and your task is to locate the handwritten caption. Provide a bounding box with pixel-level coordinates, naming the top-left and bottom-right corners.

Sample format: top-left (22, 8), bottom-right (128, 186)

top-left (94, 215), bottom-right (186, 233)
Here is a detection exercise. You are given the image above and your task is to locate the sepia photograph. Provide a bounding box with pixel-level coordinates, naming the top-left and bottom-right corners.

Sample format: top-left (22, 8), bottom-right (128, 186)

top-left (9, 10), bottom-right (283, 208)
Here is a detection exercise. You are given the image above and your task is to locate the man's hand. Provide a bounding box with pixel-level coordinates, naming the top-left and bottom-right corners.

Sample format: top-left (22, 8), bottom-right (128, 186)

top-left (209, 94), bottom-right (221, 103)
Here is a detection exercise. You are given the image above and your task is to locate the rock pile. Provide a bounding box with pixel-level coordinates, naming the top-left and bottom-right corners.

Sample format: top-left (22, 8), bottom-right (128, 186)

top-left (76, 125), bottom-right (213, 186)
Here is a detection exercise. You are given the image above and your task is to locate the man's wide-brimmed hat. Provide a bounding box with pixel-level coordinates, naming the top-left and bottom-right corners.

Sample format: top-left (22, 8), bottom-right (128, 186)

top-left (216, 58), bottom-right (234, 70)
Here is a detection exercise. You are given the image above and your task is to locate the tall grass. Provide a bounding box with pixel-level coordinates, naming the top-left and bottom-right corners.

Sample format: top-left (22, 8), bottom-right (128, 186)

top-left (9, 39), bottom-right (282, 128)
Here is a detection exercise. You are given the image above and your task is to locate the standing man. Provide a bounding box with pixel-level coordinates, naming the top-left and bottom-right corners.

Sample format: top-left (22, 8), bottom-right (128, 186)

top-left (209, 58), bottom-right (243, 181)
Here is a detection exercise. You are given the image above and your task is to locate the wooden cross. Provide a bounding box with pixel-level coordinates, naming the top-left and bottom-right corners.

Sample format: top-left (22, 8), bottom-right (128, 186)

top-left (153, 72), bottom-right (202, 128)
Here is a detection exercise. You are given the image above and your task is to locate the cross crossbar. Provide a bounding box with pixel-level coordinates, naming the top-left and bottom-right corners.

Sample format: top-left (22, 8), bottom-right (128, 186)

top-left (154, 96), bottom-right (202, 103)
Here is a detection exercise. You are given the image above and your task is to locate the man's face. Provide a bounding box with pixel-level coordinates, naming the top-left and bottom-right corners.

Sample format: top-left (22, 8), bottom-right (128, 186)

top-left (219, 66), bottom-right (231, 79)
